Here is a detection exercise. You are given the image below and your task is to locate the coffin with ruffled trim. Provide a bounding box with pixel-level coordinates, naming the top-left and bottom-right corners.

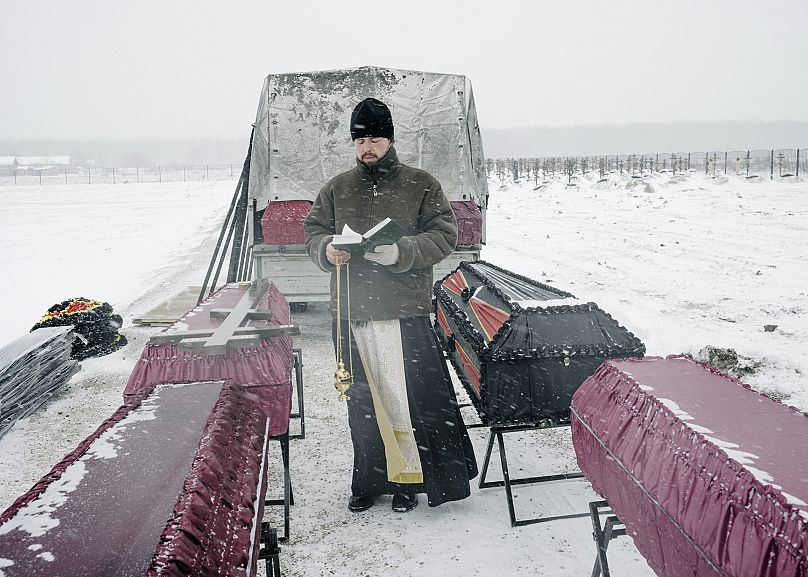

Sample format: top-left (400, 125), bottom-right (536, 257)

top-left (125, 281), bottom-right (293, 437)
top-left (570, 356), bottom-right (808, 577)
top-left (0, 380), bottom-right (270, 577)
top-left (433, 260), bottom-right (645, 426)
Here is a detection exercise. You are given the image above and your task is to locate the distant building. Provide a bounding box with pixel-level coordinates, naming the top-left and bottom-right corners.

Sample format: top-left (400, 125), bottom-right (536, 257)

top-left (0, 156), bottom-right (71, 169)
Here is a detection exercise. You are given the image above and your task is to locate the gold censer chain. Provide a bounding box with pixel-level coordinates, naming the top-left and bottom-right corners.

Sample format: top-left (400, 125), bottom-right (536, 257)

top-left (334, 256), bottom-right (353, 401)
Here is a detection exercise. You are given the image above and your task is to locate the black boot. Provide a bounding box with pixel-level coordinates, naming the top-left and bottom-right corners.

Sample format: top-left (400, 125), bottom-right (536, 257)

top-left (392, 493), bottom-right (418, 513)
top-left (348, 494), bottom-right (375, 512)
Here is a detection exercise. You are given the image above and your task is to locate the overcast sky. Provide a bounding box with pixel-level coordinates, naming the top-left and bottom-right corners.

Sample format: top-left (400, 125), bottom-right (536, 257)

top-left (3, 0), bottom-right (806, 140)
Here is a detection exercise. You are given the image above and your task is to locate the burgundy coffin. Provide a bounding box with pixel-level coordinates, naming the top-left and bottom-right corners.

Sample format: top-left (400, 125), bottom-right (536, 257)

top-left (0, 380), bottom-right (269, 577)
top-left (260, 200), bottom-right (312, 245)
top-left (125, 282), bottom-right (293, 436)
top-left (571, 356), bottom-right (808, 577)
top-left (258, 198), bottom-right (482, 247)
top-left (451, 200), bottom-right (482, 247)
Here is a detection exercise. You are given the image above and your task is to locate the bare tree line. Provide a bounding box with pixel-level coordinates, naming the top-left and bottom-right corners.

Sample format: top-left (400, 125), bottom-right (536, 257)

top-left (489, 149), bottom-right (808, 184)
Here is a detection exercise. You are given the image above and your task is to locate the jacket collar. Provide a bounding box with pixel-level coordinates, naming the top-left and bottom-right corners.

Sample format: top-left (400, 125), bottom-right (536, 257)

top-left (355, 145), bottom-right (400, 183)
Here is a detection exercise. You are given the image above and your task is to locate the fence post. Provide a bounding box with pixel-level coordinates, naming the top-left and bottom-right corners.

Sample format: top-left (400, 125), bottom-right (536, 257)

top-left (770, 150), bottom-right (774, 179)
top-left (797, 149), bottom-right (800, 178)
top-left (39, 171), bottom-right (42, 186)
top-left (13, 169), bottom-right (16, 185)
top-left (206, 165), bottom-right (209, 180)
top-left (230, 164), bottom-right (233, 178)
top-left (113, 167), bottom-right (116, 185)
top-left (159, 166), bottom-right (162, 183)
top-left (724, 151), bottom-right (728, 174)
top-left (64, 167), bottom-right (68, 184)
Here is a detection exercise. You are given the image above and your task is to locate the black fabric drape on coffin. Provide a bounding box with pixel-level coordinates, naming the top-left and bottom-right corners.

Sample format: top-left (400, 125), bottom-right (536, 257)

top-left (333, 317), bottom-right (478, 507)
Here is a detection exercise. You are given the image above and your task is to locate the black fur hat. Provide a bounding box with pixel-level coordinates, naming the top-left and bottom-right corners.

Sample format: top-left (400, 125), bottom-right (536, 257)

top-left (350, 97), bottom-right (394, 141)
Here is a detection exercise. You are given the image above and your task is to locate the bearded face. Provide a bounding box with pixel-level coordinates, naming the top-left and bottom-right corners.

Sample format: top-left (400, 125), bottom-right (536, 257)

top-left (354, 137), bottom-right (392, 166)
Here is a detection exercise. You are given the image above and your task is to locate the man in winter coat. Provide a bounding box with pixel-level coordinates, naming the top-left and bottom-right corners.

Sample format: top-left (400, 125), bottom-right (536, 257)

top-left (304, 97), bottom-right (478, 513)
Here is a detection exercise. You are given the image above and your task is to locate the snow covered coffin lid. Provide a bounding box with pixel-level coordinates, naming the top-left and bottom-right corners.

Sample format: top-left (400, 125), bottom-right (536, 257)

top-left (570, 356), bottom-right (808, 577)
top-left (433, 260), bottom-right (645, 426)
top-left (0, 380), bottom-right (270, 577)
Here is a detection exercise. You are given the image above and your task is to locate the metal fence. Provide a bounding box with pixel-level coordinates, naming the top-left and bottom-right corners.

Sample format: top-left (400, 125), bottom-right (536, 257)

top-left (488, 149), bottom-right (808, 183)
top-left (0, 164), bottom-right (238, 186)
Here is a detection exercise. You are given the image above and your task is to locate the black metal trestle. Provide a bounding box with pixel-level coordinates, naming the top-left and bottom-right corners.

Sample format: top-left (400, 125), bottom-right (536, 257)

top-left (256, 339), bottom-right (305, 576)
top-left (257, 521), bottom-right (281, 576)
top-left (265, 433), bottom-right (294, 542)
top-left (262, 345), bottom-right (304, 544)
top-left (289, 348), bottom-right (305, 439)
top-left (588, 500), bottom-right (626, 577)
top-left (478, 424), bottom-right (589, 527)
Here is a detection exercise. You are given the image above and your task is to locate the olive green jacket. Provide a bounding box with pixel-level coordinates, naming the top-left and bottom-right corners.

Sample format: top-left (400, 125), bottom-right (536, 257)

top-left (304, 147), bottom-right (457, 320)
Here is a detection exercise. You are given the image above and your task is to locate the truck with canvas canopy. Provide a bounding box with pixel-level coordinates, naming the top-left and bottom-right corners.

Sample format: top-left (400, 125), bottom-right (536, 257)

top-left (242, 66), bottom-right (489, 304)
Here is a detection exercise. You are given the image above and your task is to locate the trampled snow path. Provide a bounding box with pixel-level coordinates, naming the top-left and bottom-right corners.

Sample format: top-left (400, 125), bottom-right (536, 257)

top-left (1, 171), bottom-right (806, 576)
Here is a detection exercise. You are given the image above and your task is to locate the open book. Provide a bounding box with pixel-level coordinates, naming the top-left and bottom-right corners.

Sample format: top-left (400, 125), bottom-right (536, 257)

top-left (331, 217), bottom-right (409, 252)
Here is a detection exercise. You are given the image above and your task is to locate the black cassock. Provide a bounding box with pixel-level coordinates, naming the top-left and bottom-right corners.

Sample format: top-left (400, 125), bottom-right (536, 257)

top-left (333, 317), bottom-right (478, 507)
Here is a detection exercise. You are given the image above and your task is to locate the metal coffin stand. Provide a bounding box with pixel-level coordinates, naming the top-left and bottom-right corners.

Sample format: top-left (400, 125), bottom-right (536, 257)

top-left (289, 347), bottom-right (305, 439)
top-left (588, 500), bottom-right (626, 577)
top-left (257, 521), bottom-right (282, 577)
top-left (476, 423), bottom-right (587, 527)
top-left (259, 370), bottom-right (305, 576)
top-left (262, 347), bottom-right (305, 550)
top-left (434, 260), bottom-right (645, 526)
top-left (264, 432), bottom-right (294, 544)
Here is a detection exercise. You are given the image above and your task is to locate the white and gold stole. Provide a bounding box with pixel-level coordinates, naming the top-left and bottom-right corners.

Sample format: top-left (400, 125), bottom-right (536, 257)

top-left (351, 319), bottom-right (423, 484)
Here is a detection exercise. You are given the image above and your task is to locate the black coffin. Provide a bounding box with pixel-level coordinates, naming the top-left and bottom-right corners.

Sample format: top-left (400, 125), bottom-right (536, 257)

top-left (434, 260), bottom-right (645, 427)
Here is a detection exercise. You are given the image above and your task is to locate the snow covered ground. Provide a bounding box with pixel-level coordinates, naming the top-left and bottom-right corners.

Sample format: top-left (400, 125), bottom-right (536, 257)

top-left (0, 171), bottom-right (806, 576)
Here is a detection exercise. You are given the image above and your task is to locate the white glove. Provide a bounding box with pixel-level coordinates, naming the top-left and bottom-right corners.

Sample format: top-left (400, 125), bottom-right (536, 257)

top-left (364, 243), bottom-right (399, 266)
